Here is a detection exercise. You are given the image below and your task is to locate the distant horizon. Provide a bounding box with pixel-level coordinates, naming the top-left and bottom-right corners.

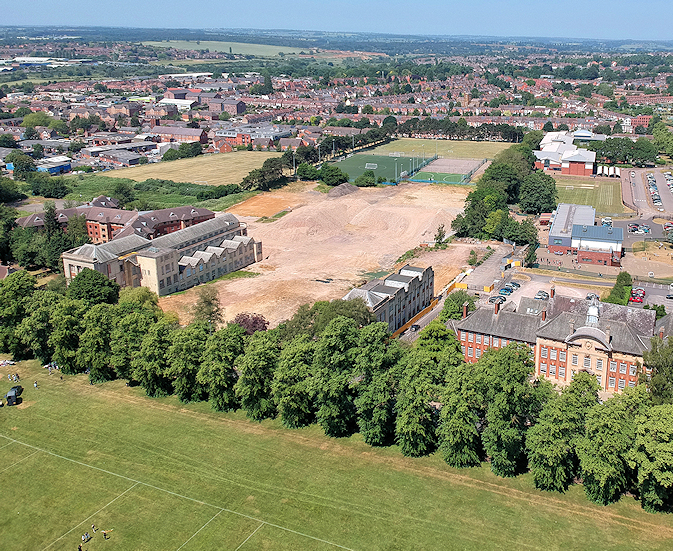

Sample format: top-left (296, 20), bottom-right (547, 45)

top-left (3, 0), bottom-right (673, 43)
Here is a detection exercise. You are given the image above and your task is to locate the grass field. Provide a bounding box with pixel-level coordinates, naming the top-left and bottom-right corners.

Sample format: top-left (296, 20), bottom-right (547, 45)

top-left (100, 151), bottom-right (280, 186)
top-left (329, 153), bottom-right (418, 182)
top-left (143, 41), bottom-right (305, 57)
top-left (369, 139), bottom-right (511, 160)
top-left (2, 360), bottom-right (673, 551)
top-left (411, 171), bottom-right (464, 183)
top-left (555, 176), bottom-right (628, 213)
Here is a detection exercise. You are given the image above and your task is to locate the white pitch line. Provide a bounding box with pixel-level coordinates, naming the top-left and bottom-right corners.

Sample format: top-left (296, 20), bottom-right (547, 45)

top-left (0, 450), bottom-right (39, 474)
top-left (0, 440), bottom-right (15, 451)
top-left (41, 482), bottom-right (139, 551)
top-left (175, 509), bottom-right (223, 551)
top-left (0, 434), bottom-right (356, 551)
top-left (234, 522), bottom-right (264, 551)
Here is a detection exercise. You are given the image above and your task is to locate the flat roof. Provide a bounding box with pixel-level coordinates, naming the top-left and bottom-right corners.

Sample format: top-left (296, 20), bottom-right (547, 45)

top-left (571, 224), bottom-right (623, 242)
top-left (549, 203), bottom-right (596, 239)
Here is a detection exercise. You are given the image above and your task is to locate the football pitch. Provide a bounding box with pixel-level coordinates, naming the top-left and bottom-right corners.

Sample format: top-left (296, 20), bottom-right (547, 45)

top-left (329, 153), bottom-right (420, 182)
top-left (2, 360), bottom-right (673, 550)
top-left (411, 171), bottom-right (464, 183)
top-left (555, 177), bottom-right (628, 213)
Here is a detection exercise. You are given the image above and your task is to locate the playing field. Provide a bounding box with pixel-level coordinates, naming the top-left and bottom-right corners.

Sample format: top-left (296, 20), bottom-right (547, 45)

top-left (329, 153), bottom-right (421, 182)
top-left (369, 138), bottom-right (511, 159)
top-left (412, 171), bottom-right (464, 183)
top-left (2, 360), bottom-right (673, 551)
top-left (100, 151), bottom-right (281, 186)
top-left (143, 40), bottom-right (304, 57)
top-left (555, 177), bottom-right (629, 213)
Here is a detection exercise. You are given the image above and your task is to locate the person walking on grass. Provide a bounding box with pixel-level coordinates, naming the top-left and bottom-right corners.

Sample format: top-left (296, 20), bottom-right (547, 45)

top-left (91, 524), bottom-right (96, 533)
top-left (34, 381), bottom-right (38, 389)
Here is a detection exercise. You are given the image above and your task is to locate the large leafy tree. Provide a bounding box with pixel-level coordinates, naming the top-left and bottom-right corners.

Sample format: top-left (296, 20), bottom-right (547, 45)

top-left (235, 330), bottom-right (280, 421)
top-left (15, 290), bottom-right (63, 363)
top-left (577, 385), bottom-right (650, 505)
top-left (278, 298), bottom-right (374, 341)
top-left (519, 171), bottom-right (558, 214)
top-left (439, 290), bottom-right (476, 322)
top-left (66, 268), bottom-right (120, 306)
top-left (48, 298), bottom-right (87, 374)
top-left (643, 336), bottom-right (673, 405)
top-left (526, 372), bottom-right (600, 492)
top-left (190, 286), bottom-right (223, 328)
top-left (353, 322), bottom-right (402, 446)
top-left (78, 303), bottom-right (116, 383)
top-left (132, 317), bottom-right (175, 397)
top-left (0, 269), bottom-right (36, 358)
top-left (312, 316), bottom-right (359, 437)
top-left (197, 323), bottom-right (246, 412)
top-left (628, 404), bottom-right (673, 512)
top-left (110, 311), bottom-right (156, 380)
top-left (272, 335), bottom-right (316, 428)
top-left (166, 322), bottom-right (210, 403)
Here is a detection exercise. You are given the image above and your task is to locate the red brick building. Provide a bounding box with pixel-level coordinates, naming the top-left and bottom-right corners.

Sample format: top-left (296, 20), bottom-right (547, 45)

top-left (153, 127), bottom-right (208, 143)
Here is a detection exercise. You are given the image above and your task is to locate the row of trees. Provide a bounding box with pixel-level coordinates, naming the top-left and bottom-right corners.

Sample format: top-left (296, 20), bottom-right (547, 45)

top-left (587, 137), bottom-right (658, 166)
top-left (3, 267), bottom-right (673, 511)
top-left (395, 117), bottom-right (525, 143)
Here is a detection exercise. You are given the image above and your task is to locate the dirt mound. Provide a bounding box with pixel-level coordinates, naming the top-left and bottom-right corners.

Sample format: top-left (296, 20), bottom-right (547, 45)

top-left (327, 183), bottom-right (359, 198)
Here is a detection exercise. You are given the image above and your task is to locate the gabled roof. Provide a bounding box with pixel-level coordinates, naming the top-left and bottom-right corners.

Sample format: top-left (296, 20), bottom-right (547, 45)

top-left (453, 307), bottom-right (541, 344)
top-left (63, 234), bottom-right (150, 262)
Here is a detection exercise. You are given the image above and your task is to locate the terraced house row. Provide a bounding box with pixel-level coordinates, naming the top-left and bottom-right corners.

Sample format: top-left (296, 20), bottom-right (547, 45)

top-left (61, 214), bottom-right (262, 296)
top-left (449, 288), bottom-right (662, 395)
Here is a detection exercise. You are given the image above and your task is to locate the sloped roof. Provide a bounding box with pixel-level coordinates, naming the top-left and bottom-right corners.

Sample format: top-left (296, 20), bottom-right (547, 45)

top-left (150, 214), bottom-right (239, 250)
top-left (64, 234), bottom-right (150, 262)
top-left (453, 307), bottom-right (541, 344)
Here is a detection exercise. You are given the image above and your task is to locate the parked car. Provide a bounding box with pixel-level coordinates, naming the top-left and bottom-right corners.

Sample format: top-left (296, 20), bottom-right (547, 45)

top-left (410, 324), bottom-right (421, 332)
top-left (499, 288), bottom-right (513, 295)
top-left (586, 293), bottom-right (600, 300)
top-left (489, 295), bottom-right (506, 304)
top-left (666, 294), bottom-right (673, 300)
top-left (508, 281), bottom-right (521, 289)
top-left (629, 295), bottom-right (643, 303)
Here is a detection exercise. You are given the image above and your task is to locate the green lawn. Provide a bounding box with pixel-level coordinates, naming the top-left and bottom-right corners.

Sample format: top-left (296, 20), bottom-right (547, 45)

top-left (555, 177), bottom-right (629, 214)
top-left (369, 139), bottom-right (511, 160)
top-left (1, 360), bottom-right (672, 550)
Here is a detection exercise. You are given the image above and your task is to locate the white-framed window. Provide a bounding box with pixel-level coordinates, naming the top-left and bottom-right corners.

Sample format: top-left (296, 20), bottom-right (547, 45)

top-left (476, 334), bottom-right (482, 344)
top-left (559, 351), bottom-right (566, 362)
top-left (618, 379), bottom-right (626, 389)
top-left (484, 335), bottom-right (490, 346)
top-left (559, 366), bottom-right (566, 377)
top-left (493, 337), bottom-right (499, 347)
top-left (610, 361), bottom-right (617, 372)
top-left (461, 345), bottom-right (466, 354)
top-left (596, 375), bottom-right (602, 386)
top-left (468, 333), bottom-right (474, 343)
top-left (572, 354), bottom-right (578, 366)
top-left (461, 331), bottom-right (466, 341)
top-left (540, 363), bottom-right (547, 374)
top-left (541, 348), bottom-right (548, 359)
top-left (584, 356), bottom-right (591, 369)
top-left (550, 365), bottom-right (556, 375)
top-left (619, 363), bottom-right (627, 374)
top-left (630, 365), bottom-right (637, 376)
top-left (629, 381), bottom-right (636, 387)
top-left (476, 349), bottom-right (481, 358)
top-left (468, 347), bottom-right (473, 357)
top-left (550, 349), bottom-right (557, 361)
top-left (609, 377), bottom-right (616, 388)
top-left (596, 359), bottom-right (603, 370)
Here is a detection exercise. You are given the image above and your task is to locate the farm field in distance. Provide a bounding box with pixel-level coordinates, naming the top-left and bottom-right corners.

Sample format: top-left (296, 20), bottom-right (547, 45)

top-left (2, 359), bottom-right (673, 551)
top-left (369, 138), bottom-right (511, 160)
top-left (555, 175), bottom-right (629, 213)
top-left (143, 40), bottom-right (305, 57)
top-left (99, 151), bottom-right (280, 186)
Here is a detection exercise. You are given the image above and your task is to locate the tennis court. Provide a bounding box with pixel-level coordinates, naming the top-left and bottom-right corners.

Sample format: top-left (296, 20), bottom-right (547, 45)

top-left (329, 153), bottom-right (428, 182)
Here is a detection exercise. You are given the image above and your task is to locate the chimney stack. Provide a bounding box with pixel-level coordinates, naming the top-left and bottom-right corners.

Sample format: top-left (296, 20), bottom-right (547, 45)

top-left (542, 309), bottom-right (547, 321)
top-left (570, 319), bottom-right (575, 333)
top-left (550, 286), bottom-right (556, 298)
top-left (494, 301), bottom-right (500, 315)
top-left (605, 326), bottom-right (611, 343)
top-left (660, 329), bottom-right (665, 340)
top-left (462, 301), bottom-right (469, 319)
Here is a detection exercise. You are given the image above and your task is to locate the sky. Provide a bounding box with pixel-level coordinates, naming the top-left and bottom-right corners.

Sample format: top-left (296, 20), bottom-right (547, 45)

top-left (2, 0), bottom-right (673, 42)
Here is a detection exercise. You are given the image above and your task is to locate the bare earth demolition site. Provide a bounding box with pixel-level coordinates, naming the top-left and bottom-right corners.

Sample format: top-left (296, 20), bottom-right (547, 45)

top-left (160, 181), bottom-right (471, 325)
